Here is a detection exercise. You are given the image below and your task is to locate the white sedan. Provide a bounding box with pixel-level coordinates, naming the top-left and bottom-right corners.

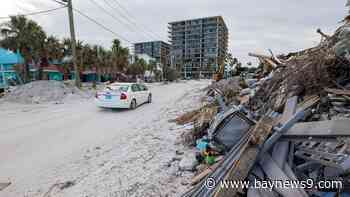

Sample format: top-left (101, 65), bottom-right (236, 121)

top-left (95, 83), bottom-right (152, 109)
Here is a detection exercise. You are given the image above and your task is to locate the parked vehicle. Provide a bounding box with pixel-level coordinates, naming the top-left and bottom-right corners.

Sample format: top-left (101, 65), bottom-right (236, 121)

top-left (95, 83), bottom-right (152, 109)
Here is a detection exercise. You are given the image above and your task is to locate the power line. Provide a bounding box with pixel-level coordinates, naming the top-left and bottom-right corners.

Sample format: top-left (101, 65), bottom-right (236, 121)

top-left (110, 0), bottom-right (164, 40)
top-left (50, 0), bottom-right (164, 44)
top-left (49, 0), bottom-right (132, 44)
top-left (0, 6), bottom-right (67, 20)
top-left (50, 0), bottom-right (66, 6)
top-left (73, 8), bottom-right (132, 44)
top-left (88, 0), bottom-right (150, 40)
top-left (102, 0), bottom-right (160, 41)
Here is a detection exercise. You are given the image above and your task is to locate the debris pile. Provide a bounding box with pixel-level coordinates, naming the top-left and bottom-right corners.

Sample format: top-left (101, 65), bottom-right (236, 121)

top-left (249, 22), bottom-right (350, 115)
top-left (206, 77), bottom-right (242, 105)
top-left (175, 77), bottom-right (244, 146)
top-left (177, 17), bottom-right (350, 197)
top-left (3, 80), bottom-right (90, 104)
top-left (176, 104), bottom-right (218, 146)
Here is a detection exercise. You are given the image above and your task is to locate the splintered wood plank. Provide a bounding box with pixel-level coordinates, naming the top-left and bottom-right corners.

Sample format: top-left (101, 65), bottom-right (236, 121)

top-left (325, 88), bottom-right (350, 96)
top-left (297, 95), bottom-right (320, 112)
top-left (279, 96), bottom-right (298, 125)
top-left (283, 119), bottom-right (350, 138)
top-left (214, 117), bottom-right (274, 197)
top-left (191, 160), bottom-right (223, 186)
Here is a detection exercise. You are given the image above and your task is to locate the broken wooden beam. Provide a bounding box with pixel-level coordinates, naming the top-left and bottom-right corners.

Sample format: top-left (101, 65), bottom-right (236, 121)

top-left (325, 88), bottom-right (350, 96)
top-left (248, 52), bottom-right (271, 59)
top-left (0, 182), bottom-right (11, 191)
top-left (282, 119), bottom-right (350, 140)
top-left (191, 160), bottom-right (223, 186)
top-left (214, 117), bottom-right (274, 197)
top-left (316, 28), bottom-right (330, 39)
top-left (268, 49), bottom-right (285, 65)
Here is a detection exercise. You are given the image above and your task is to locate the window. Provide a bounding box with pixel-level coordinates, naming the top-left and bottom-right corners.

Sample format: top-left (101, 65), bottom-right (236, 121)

top-left (131, 84), bottom-right (140, 92)
top-left (139, 84), bottom-right (148, 91)
top-left (106, 85), bottom-right (129, 92)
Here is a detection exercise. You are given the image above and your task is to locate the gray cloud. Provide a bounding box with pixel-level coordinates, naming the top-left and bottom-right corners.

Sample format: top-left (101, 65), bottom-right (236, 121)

top-left (1, 0), bottom-right (347, 65)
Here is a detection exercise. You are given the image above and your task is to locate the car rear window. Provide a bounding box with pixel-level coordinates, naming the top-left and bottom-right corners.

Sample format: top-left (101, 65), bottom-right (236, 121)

top-left (106, 85), bottom-right (129, 92)
top-left (139, 84), bottom-right (148, 91)
top-left (131, 84), bottom-right (140, 92)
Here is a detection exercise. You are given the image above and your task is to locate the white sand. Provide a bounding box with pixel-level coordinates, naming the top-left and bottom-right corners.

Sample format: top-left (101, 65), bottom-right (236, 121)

top-left (0, 80), bottom-right (209, 197)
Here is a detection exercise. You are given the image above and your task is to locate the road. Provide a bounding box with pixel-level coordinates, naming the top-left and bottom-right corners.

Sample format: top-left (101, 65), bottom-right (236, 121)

top-left (0, 80), bottom-right (209, 197)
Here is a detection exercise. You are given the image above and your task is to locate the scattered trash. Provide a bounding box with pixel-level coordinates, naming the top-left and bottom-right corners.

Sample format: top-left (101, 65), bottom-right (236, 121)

top-left (175, 109), bottom-right (201, 125)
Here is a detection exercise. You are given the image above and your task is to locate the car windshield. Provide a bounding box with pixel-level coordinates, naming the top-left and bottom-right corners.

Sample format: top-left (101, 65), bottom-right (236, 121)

top-left (106, 85), bottom-right (129, 92)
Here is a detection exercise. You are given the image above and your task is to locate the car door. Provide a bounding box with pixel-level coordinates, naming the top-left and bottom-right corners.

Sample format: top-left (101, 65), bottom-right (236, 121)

top-left (139, 84), bottom-right (148, 103)
top-left (131, 84), bottom-right (140, 104)
top-left (135, 84), bottom-right (144, 103)
top-left (142, 84), bottom-right (150, 103)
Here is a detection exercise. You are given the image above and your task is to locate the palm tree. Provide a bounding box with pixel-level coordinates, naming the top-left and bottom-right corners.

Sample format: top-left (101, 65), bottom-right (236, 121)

top-left (111, 39), bottom-right (129, 74)
top-left (62, 38), bottom-right (72, 56)
top-left (127, 57), bottom-right (146, 78)
top-left (96, 46), bottom-right (112, 74)
top-left (75, 40), bottom-right (84, 71)
top-left (147, 60), bottom-right (157, 78)
top-left (37, 35), bottom-right (64, 80)
top-left (0, 15), bottom-right (47, 82)
top-left (45, 36), bottom-right (64, 62)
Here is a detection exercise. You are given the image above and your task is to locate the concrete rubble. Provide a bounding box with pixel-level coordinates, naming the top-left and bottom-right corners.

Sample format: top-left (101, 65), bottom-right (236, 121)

top-left (175, 16), bottom-right (350, 197)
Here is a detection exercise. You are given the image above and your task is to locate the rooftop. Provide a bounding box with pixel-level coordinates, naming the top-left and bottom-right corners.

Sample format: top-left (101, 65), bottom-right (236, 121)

top-left (134, 40), bottom-right (170, 46)
top-left (168, 16), bottom-right (224, 25)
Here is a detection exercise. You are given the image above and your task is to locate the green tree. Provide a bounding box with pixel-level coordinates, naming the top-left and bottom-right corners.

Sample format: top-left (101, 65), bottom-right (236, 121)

top-left (164, 66), bottom-right (178, 81)
top-left (45, 36), bottom-right (64, 62)
top-left (127, 57), bottom-right (146, 77)
top-left (62, 37), bottom-right (72, 55)
top-left (111, 39), bottom-right (129, 74)
top-left (96, 46), bottom-right (110, 80)
top-left (0, 15), bottom-right (47, 82)
top-left (147, 60), bottom-right (157, 78)
top-left (38, 35), bottom-right (64, 80)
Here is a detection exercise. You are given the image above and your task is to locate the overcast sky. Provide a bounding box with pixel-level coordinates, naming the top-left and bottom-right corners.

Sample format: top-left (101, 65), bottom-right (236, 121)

top-left (0, 0), bottom-right (348, 65)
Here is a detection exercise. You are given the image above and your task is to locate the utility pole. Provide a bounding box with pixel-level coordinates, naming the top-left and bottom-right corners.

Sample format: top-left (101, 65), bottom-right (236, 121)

top-left (65, 0), bottom-right (81, 87)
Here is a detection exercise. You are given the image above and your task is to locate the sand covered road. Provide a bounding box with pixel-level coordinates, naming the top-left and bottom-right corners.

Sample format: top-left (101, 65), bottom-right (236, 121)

top-left (0, 80), bottom-right (210, 197)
